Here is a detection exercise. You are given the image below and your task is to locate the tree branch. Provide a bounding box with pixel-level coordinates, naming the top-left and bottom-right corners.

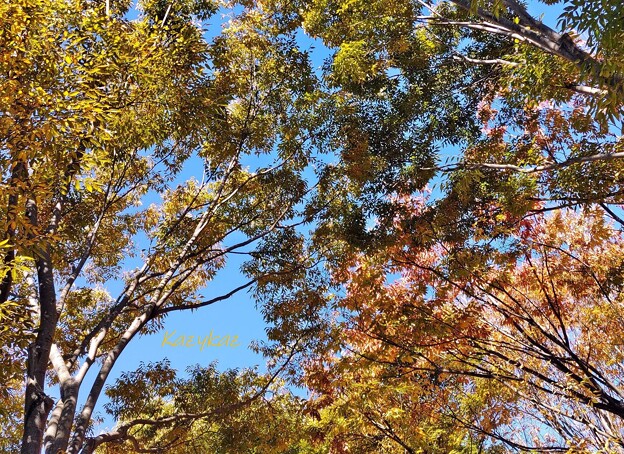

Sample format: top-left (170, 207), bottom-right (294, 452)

top-left (422, 151), bottom-right (624, 174)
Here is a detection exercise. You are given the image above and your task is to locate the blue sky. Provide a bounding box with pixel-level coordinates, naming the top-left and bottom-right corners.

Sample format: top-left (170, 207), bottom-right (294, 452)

top-left (86, 0), bottom-right (569, 436)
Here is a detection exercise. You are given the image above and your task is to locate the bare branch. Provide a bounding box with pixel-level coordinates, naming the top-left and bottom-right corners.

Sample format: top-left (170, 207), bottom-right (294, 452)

top-left (452, 54), bottom-right (520, 67)
top-left (422, 151), bottom-right (624, 174)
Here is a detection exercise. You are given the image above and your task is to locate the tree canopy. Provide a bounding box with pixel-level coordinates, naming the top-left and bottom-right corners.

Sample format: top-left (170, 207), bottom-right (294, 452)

top-left (1, 0), bottom-right (623, 452)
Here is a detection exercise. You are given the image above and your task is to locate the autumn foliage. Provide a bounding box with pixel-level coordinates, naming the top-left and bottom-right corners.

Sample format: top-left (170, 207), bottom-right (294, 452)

top-left (2, 0), bottom-right (624, 453)
top-left (302, 201), bottom-right (624, 451)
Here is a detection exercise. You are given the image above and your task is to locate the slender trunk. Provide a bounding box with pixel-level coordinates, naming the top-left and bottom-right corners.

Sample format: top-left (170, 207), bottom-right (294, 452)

top-left (44, 345), bottom-right (83, 453)
top-left (46, 379), bottom-right (79, 454)
top-left (67, 314), bottom-right (149, 453)
top-left (43, 400), bottom-right (65, 452)
top-left (21, 198), bottom-right (59, 454)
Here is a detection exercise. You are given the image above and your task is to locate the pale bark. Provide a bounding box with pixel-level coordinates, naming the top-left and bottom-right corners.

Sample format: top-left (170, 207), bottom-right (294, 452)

top-left (425, 0), bottom-right (622, 97)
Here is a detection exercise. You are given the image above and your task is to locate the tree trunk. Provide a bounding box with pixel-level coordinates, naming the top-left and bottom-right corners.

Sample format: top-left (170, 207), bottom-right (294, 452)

top-left (21, 198), bottom-right (59, 454)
